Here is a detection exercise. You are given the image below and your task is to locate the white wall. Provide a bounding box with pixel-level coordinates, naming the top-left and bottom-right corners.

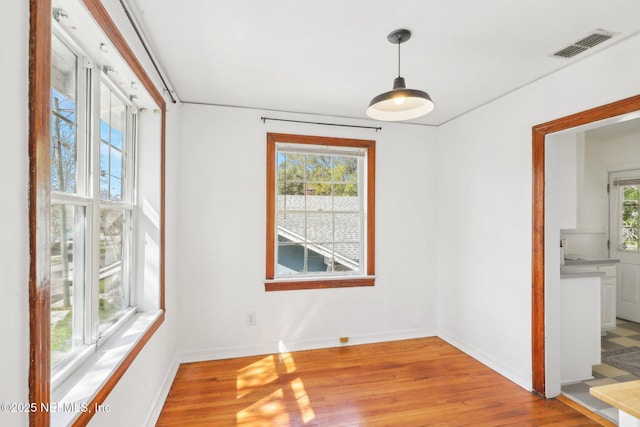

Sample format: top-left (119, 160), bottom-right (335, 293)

top-left (437, 32), bottom-right (640, 391)
top-left (177, 105), bottom-right (438, 360)
top-left (0, 0), bottom-right (30, 426)
top-left (545, 132), bottom-right (579, 397)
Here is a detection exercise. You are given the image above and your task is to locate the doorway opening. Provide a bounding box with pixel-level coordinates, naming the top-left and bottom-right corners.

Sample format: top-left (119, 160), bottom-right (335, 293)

top-left (531, 94), bottom-right (640, 397)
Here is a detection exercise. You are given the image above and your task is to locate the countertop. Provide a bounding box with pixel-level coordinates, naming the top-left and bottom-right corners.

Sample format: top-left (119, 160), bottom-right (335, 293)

top-left (562, 258), bottom-right (619, 266)
top-left (560, 258), bottom-right (619, 279)
top-left (560, 271), bottom-right (605, 279)
top-left (590, 380), bottom-right (640, 419)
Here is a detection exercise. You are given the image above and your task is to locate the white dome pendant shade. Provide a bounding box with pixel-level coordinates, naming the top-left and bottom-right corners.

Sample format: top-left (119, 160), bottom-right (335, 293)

top-left (367, 29), bottom-right (434, 121)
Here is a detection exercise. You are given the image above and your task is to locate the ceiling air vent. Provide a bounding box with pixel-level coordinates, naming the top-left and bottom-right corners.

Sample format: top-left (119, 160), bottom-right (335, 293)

top-left (552, 29), bottom-right (615, 59)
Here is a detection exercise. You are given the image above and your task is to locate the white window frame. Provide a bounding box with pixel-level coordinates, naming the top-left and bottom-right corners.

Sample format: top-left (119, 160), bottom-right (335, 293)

top-left (50, 28), bottom-right (138, 388)
top-left (275, 143), bottom-right (366, 277)
top-left (611, 169), bottom-right (640, 252)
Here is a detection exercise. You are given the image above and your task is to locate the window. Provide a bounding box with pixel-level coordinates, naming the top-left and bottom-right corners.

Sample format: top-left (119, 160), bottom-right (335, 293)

top-left (29, 0), bottom-right (165, 425)
top-left (612, 172), bottom-right (640, 251)
top-left (50, 31), bottom-right (137, 380)
top-left (266, 133), bottom-right (375, 291)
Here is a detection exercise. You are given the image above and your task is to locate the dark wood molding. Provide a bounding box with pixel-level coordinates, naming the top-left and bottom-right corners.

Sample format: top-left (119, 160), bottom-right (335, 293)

top-left (531, 127), bottom-right (545, 397)
top-left (266, 133), bottom-right (277, 279)
top-left (266, 277), bottom-right (375, 292)
top-left (82, 0), bottom-right (165, 108)
top-left (366, 141), bottom-right (376, 276)
top-left (29, 0), bottom-right (52, 424)
top-left (265, 133), bottom-right (376, 289)
top-left (531, 94), bottom-right (640, 397)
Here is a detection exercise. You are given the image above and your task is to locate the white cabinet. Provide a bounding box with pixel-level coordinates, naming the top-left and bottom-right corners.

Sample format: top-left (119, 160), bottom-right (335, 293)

top-left (599, 265), bottom-right (617, 331)
top-left (560, 275), bottom-right (601, 383)
top-left (561, 261), bottom-right (617, 332)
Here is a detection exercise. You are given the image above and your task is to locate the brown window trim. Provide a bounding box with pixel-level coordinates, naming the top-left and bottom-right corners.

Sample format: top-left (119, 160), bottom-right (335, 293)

top-left (265, 277), bottom-right (375, 292)
top-left (29, 0), bottom-right (166, 425)
top-left (265, 133), bottom-right (375, 291)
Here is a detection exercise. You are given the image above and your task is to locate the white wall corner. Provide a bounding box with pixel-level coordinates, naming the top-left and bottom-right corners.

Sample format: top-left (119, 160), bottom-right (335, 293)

top-left (438, 329), bottom-right (532, 392)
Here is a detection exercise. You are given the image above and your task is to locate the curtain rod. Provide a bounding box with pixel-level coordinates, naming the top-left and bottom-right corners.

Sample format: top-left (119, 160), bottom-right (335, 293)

top-left (118, 0), bottom-right (178, 104)
top-left (261, 116), bottom-right (381, 131)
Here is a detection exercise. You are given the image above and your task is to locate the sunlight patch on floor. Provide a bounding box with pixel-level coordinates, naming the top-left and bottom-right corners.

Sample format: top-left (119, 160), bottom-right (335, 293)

top-left (235, 346), bottom-right (316, 425)
top-left (236, 389), bottom-right (289, 426)
top-left (236, 355), bottom-right (278, 399)
top-left (290, 377), bottom-right (316, 423)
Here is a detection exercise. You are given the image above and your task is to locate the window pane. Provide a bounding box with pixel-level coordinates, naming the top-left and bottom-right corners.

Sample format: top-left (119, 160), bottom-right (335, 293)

top-left (334, 242), bottom-right (360, 272)
top-left (334, 183), bottom-right (358, 197)
top-left (277, 182), bottom-right (304, 197)
top-left (623, 185), bottom-right (639, 202)
top-left (278, 213), bottom-right (305, 238)
top-left (334, 190), bottom-right (359, 211)
top-left (110, 176), bottom-right (122, 201)
top-left (51, 36), bottom-right (78, 194)
top-left (623, 205), bottom-right (638, 227)
top-left (51, 204), bottom-right (85, 369)
top-left (277, 240), bottom-right (304, 275)
top-left (306, 191), bottom-right (332, 211)
top-left (100, 141), bottom-right (110, 198)
top-left (277, 152), bottom-right (304, 182)
top-left (99, 208), bottom-right (129, 332)
top-left (622, 227), bottom-right (639, 250)
top-left (100, 84), bottom-right (126, 150)
top-left (307, 245), bottom-right (330, 272)
top-left (620, 185), bottom-right (639, 250)
top-left (306, 154), bottom-right (332, 182)
top-left (335, 214), bottom-right (360, 242)
top-left (100, 83), bottom-right (127, 201)
top-left (110, 148), bottom-right (123, 180)
top-left (333, 156), bottom-right (358, 182)
top-left (307, 213), bottom-right (332, 243)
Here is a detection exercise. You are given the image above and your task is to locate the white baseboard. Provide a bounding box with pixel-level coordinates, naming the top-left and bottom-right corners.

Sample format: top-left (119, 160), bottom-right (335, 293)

top-left (144, 353), bottom-right (180, 427)
top-left (438, 329), bottom-right (532, 391)
top-left (179, 327), bottom-right (437, 364)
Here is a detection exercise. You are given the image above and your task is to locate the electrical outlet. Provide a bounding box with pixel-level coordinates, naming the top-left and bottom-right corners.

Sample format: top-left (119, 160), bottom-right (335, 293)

top-left (246, 311), bottom-right (256, 326)
top-left (339, 336), bottom-right (349, 344)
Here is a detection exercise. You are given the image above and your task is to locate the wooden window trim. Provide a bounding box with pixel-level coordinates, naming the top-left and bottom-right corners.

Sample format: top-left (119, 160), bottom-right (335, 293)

top-left (531, 94), bottom-right (640, 397)
top-left (29, 0), bottom-right (166, 425)
top-left (29, 1), bottom-right (52, 425)
top-left (265, 133), bottom-right (375, 291)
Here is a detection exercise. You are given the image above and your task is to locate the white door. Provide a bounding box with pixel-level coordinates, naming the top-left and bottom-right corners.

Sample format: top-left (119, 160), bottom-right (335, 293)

top-left (609, 170), bottom-right (640, 322)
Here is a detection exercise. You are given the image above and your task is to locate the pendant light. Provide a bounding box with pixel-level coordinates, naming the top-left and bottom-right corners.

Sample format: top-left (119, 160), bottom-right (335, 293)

top-left (367, 29), bottom-right (434, 121)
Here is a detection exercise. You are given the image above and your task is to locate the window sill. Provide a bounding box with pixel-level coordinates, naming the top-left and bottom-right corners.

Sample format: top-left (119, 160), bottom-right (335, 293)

top-left (265, 276), bottom-right (375, 291)
top-left (50, 310), bottom-right (163, 426)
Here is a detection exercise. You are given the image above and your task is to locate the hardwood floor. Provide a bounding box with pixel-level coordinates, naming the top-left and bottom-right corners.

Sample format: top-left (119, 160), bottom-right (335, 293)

top-left (157, 337), bottom-right (602, 426)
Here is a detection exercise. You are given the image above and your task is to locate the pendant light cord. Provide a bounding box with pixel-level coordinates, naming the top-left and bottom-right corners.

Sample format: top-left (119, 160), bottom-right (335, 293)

top-left (397, 39), bottom-right (402, 77)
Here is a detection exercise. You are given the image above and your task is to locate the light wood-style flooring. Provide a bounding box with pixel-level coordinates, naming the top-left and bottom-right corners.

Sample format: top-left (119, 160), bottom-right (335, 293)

top-left (157, 337), bottom-right (603, 426)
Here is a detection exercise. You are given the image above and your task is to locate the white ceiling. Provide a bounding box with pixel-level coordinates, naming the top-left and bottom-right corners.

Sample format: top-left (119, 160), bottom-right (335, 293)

top-left (126, 0), bottom-right (640, 126)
